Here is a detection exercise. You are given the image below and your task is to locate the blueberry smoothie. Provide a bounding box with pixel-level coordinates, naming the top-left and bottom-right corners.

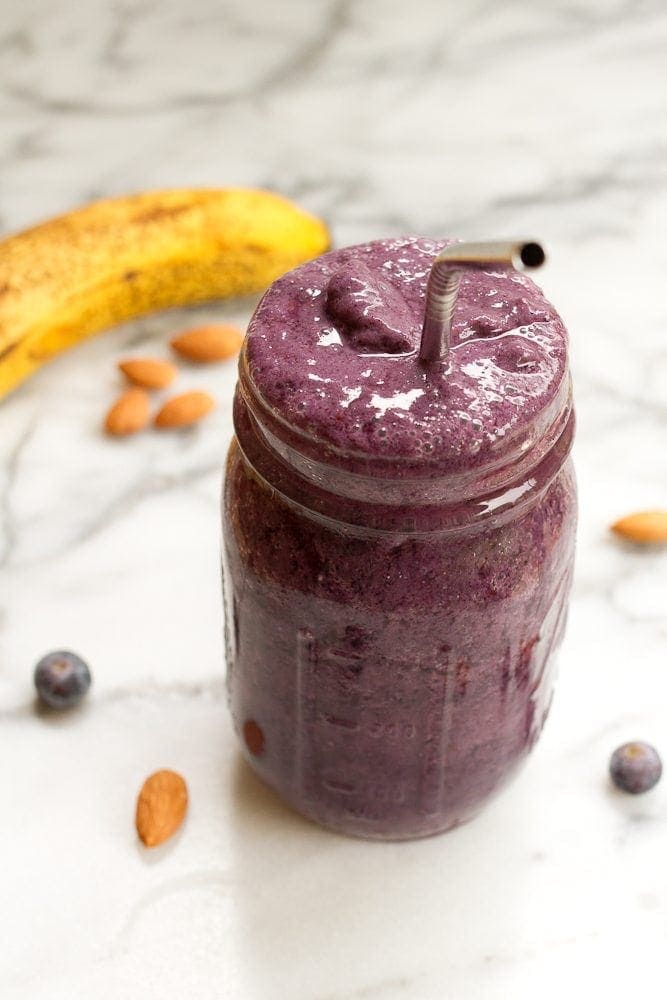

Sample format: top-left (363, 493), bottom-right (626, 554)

top-left (223, 237), bottom-right (576, 839)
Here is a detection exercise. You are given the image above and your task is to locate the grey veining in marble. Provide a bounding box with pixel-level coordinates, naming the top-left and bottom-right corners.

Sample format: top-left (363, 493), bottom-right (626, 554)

top-left (1, 1), bottom-right (667, 998)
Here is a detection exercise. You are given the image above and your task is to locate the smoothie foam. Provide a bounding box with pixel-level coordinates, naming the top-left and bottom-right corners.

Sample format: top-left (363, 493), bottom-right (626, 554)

top-left (244, 237), bottom-right (567, 473)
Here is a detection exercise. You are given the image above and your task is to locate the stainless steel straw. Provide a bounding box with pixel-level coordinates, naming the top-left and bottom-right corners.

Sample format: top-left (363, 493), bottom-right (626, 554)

top-left (419, 240), bottom-right (546, 364)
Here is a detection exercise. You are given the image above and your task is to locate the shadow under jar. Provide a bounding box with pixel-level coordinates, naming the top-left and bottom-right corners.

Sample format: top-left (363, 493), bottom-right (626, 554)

top-left (222, 237), bottom-right (577, 840)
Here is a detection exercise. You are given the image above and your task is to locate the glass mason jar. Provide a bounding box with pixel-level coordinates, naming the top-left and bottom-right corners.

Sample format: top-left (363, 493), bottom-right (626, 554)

top-left (222, 237), bottom-right (577, 840)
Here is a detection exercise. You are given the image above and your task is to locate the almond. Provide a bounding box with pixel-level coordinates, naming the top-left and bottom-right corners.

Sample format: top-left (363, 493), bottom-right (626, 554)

top-left (135, 769), bottom-right (188, 848)
top-left (104, 388), bottom-right (151, 436)
top-left (119, 357), bottom-right (178, 389)
top-left (611, 510), bottom-right (667, 544)
top-left (170, 324), bottom-right (244, 363)
top-left (154, 390), bottom-right (216, 428)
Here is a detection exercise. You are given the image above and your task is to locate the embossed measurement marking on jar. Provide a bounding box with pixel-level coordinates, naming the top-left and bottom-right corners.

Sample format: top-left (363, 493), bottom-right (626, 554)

top-left (524, 567), bottom-right (573, 745)
top-left (295, 628), bottom-right (456, 817)
top-left (418, 649), bottom-right (457, 816)
top-left (295, 627), bottom-right (318, 796)
top-left (295, 626), bottom-right (365, 801)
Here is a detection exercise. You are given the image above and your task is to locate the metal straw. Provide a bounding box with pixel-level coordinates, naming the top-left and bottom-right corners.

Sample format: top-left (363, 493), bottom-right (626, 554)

top-left (419, 240), bottom-right (546, 365)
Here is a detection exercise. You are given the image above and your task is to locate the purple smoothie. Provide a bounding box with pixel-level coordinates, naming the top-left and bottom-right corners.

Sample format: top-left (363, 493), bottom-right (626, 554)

top-left (223, 237), bottom-right (576, 839)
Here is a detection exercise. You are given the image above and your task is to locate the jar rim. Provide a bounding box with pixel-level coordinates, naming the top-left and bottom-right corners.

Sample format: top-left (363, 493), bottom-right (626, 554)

top-left (233, 400), bottom-right (575, 536)
top-left (239, 344), bottom-right (572, 501)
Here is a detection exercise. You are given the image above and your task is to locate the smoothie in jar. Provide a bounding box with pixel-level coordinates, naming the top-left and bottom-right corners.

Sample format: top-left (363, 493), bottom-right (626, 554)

top-left (223, 236), bottom-right (576, 839)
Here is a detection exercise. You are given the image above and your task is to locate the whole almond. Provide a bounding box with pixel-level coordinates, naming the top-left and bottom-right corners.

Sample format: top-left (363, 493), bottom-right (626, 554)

top-left (170, 324), bottom-right (244, 363)
top-left (104, 388), bottom-right (151, 436)
top-left (135, 769), bottom-right (188, 848)
top-left (154, 390), bottom-right (216, 428)
top-left (119, 357), bottom-right (178, 390)
top-left (611, 510), bottom-right (667, 544)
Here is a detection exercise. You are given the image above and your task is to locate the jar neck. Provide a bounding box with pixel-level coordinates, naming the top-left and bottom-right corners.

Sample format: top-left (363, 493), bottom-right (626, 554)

top-left (234, 366), bottom-right (574, 535)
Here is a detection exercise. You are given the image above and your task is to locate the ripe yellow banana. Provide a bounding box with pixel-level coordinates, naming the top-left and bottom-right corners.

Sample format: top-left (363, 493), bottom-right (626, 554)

top-left (0, 188), bottom-right (330, 399)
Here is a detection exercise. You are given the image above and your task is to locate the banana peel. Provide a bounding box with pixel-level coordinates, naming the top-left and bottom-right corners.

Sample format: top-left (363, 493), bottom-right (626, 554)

top-left (0, 188), bottom-right (330, 398)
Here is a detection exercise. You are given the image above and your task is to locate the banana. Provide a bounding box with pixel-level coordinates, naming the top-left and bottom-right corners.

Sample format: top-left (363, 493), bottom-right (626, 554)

top-left (0, 188), bottom-right (330, 398)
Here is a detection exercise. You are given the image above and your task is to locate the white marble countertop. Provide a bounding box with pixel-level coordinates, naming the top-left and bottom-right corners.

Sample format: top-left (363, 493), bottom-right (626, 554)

top-left (2, 1), bottom-right (667, 997)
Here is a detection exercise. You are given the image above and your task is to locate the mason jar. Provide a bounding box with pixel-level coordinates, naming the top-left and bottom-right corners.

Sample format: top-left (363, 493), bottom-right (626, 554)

top-left (222, 236), bottom-right (577, 840)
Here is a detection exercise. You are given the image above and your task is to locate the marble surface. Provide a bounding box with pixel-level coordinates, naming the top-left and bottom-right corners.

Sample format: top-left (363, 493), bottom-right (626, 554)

top-left (2, 1), bottom-right (667, 997)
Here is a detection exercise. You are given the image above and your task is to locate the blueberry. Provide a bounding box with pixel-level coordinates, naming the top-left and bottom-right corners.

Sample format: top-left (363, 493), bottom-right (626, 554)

top-left (34, 650), bottom-right (91, 709)
top-left (609, 741), bottom-right (662, 795)
top-left (243, 719), bottom-right (265, 756)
